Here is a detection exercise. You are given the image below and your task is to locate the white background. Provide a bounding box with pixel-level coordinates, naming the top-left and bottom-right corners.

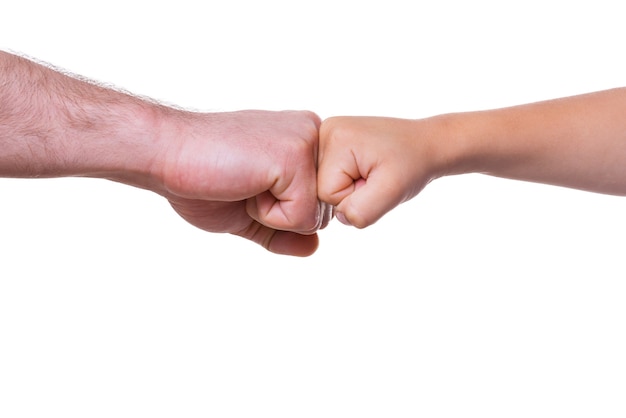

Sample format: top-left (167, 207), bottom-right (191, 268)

top-left (1, 1), bottom-right (626, 417)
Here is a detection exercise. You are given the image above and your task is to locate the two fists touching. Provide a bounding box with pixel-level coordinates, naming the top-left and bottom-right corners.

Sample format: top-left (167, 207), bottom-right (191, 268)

top-left (4, 51), bottom-right (625, 257)
top-left (3, 51), bottom-right (431, 258)
top-left (163, 85), bottom-right (626, 257)
top-left (159, 110), bottom-right (436, 257)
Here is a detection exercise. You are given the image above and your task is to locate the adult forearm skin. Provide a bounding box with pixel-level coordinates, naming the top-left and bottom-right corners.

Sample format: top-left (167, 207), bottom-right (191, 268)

top-left (0, 50), bottom-right (167, 188)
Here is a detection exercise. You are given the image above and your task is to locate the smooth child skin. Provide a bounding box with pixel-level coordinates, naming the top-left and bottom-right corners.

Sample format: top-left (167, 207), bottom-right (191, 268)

top-left (318, 88), bottom-right (626, 228)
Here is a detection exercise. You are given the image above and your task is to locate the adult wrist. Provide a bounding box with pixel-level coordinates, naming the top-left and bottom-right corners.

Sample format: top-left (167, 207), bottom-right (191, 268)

top-left (72, 99), bottom-right (179, 194)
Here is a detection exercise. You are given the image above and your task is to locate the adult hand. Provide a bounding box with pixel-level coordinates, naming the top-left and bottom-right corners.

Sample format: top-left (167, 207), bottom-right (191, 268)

top-left (0, 51), bottom-right (332, 256)
top-left (156, 109), bottom-right (334, 256)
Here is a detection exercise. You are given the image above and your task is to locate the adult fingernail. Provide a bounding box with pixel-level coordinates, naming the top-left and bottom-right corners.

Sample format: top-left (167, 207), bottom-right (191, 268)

top-left (317, 202), bottom-right (335, 230)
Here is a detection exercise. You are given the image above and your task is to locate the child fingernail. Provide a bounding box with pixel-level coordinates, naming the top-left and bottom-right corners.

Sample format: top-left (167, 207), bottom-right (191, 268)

top-left (336, 212), bottom-right (352, 226)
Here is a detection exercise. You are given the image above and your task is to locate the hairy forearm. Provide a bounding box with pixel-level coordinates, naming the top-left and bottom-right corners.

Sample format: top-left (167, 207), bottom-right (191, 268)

top-left (443, 88), bottom-right (626, 195)
top-left (0, 50), bottom-right (169, 188)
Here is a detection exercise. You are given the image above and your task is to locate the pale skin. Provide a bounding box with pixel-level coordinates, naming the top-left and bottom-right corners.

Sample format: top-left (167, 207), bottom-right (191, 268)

top-left (318, 88), bottom-right (626, 228)
top-left (0, 50), bottom-right (332, 256)
top-left (4, 50), bottom-right (626, 251)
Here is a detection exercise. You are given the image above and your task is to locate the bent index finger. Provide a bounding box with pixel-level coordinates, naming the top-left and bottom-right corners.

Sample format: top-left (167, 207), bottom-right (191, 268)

top-left (317, 116), bottom-right (367, 206)
top-left (250, 118), bottom-right (322, 234)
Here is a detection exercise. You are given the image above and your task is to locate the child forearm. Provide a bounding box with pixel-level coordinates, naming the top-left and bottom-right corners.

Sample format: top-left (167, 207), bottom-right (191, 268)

top-left (446, 88), bottom-right (626, 195)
